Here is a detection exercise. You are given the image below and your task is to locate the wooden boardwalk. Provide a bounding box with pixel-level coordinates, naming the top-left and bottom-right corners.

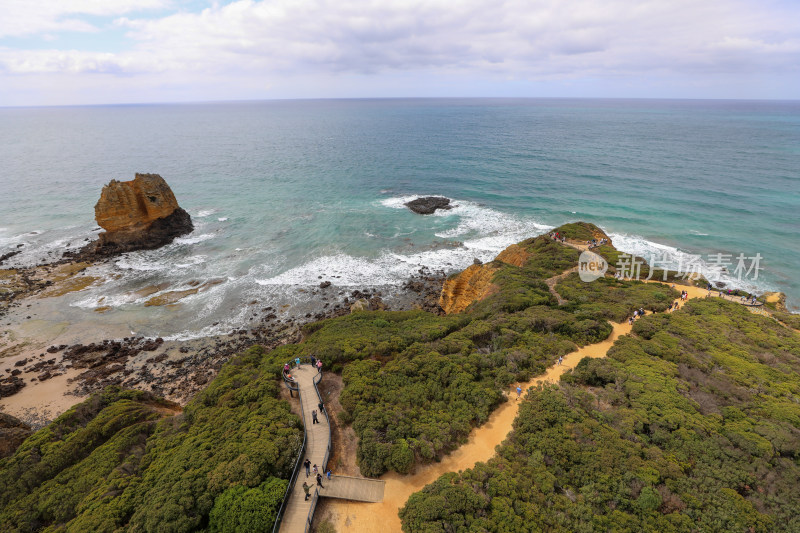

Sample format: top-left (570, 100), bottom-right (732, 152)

top-left (322, 475), bottom-right (385, 502)
top-left (277, 365), bottom-right (384, 533)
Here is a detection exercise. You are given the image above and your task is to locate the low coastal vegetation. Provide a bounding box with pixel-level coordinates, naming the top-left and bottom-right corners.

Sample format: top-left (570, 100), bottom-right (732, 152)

top-left (2, 222), bottom-right (798, 532)
top-left (400, 298), bottom-right (800, 532)
top-left (267, 225), bottom-right (676, 476)
top-left (0, 347), bottom-right (300, 532)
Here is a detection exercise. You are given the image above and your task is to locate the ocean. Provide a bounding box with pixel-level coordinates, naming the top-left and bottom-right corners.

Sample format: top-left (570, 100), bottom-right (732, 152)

top-left (1, 98), bottom-right (798, 339)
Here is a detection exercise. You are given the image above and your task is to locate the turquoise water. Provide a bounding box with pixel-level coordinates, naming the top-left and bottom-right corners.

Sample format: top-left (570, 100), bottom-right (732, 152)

top-left (0, 98), bottom-right (798, 337)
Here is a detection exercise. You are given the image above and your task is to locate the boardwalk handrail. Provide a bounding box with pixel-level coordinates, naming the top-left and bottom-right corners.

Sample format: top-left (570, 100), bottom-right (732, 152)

top-left (305, 488), bottom-right (320, 533)
top-left (271, 359), bottom-right (310, 533)
top-left (312, 371), bottom-right (332, 473)
top-left (302, 369), bottom-right (331, 532)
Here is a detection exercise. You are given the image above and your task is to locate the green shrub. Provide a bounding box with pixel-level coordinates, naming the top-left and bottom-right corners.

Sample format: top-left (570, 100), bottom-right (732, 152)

top-left (209, 477), bottom-right (287, 533)
top-left (0, 347), bottom-right (302, 533)
top-left (402, 298), bottom-right (799, 532)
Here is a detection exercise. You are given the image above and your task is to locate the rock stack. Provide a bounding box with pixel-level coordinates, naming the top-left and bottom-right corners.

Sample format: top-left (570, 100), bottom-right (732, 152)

top-left (90, 173), bottom-right (193, 255)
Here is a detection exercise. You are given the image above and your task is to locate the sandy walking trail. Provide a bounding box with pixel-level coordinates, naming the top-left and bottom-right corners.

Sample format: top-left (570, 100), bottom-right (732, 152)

top-left (324, 283), bottom-right (707, 532)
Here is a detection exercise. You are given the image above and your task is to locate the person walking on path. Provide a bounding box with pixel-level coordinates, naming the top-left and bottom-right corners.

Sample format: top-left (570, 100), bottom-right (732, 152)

top-left (295, 357), bottom-right (301, 366)
top-left (311, 355), bottom-right (316, 367)
top-left (304, 458), bottom-right (311, 477)
top-left (516, 386), bottom-right (522, 400)
top-left (312, 410), bottom-right (319, 424)
top-left (313, 464), bottom-right (318, 476)
top-left (316, 360), bottom-right (323, 373)
top-left (316, 473), bottom-right (325, 488)
top-left (302, 482), bottom-right (310, 501)
top-left (326, 470), bottom-right (332, 481)
top-left (558, 355), bottom-right (563, 365)
top-left (318, 401), bottom-right (324, 413)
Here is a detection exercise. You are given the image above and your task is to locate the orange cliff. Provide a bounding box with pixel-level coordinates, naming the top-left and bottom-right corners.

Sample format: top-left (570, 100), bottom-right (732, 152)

top-left (439, 243), bottom-right (531, 314)
top-left (89, 173), bottom-right (193, 255)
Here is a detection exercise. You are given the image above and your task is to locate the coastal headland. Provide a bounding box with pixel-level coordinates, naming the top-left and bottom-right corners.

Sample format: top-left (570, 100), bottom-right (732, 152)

top-left (1, 205), bottom-right (799, 533)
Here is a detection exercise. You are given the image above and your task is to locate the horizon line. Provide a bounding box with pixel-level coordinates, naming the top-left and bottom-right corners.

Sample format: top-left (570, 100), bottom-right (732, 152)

top-left (3, 95), bottom-right (800, 110)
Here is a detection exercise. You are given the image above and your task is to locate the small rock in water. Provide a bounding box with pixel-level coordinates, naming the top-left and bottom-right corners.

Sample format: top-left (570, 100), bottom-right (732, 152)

top-left (405, 196), bottom-right (452, 215)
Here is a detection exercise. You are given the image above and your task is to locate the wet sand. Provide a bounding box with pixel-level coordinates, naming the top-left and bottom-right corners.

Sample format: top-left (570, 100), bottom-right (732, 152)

top-left (0, 368), bottom-right (85, 427)
top-left (0, 299), bottom-right (132, 424)
top-left (323, 286), bottom-right (703, 532)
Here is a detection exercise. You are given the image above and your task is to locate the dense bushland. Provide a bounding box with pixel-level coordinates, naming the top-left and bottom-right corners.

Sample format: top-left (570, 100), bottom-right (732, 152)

top-left (0, 346), bottom-right (301, 532)
top-left (1, 222), bottom-right (719, 531)
top-left (278, 227), bottom-right (676, 476)
top-left (400, 299), bottom-right (800, 532)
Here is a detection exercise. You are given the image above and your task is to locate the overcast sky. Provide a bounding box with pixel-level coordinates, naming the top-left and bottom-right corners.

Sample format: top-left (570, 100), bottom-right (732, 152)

top-left (1, 0), bottom-right (798, 106)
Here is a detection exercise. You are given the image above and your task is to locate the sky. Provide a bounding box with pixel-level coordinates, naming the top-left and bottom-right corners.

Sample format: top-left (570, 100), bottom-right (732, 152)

top-left (1, 0), bottom-right (799, 106)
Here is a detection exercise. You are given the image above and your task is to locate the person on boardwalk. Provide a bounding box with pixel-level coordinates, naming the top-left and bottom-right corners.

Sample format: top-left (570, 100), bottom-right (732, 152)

top-left (304, 458), bottom-right (311, 477)
top-left (516, 386), bottom-right (522, 400)
top-left (295, 357), bottom-right (301, 366)
top-left (302, 482), bottom-right (310, 501)
top-left (316, 360), bottom-right (323, 373)
top-left (311, 355), bottom-right (317, 367)
top-left (316, 473), bottom-right (324, 488)
top-left (313, 464), bottom-right (319, 476)
top-left (318, 401), bottom-right (324, 413)
top-left (312, 410), bottom-right (319, 424)
top-left (326, 469), bottom-right (332, 481)
top-left (283, 363), bottom-right (290, 374)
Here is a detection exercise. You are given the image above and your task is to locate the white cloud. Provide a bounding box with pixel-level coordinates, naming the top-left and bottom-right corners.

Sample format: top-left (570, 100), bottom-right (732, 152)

top-left (0, 0), bottom-right (168, 38)
top-left (0, 0), bottom-right (798, 103)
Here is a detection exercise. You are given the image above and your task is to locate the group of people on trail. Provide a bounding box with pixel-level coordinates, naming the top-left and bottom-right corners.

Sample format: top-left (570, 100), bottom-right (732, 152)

top-left (285, 358), bottom-right (329, 503)
top-left (586, 237), bottom-right (608, 249)
top-left (313, 400), bottom-right (325, 424)
top-left (628, 307), bottom-right (646, 325)
top-left (549, 232), bottom-right (566, 243)
top-left (282, 357), bottom-right (324, 380)
top-left (302, 459), bottom-right (332, 500)
top-left (663, 290), bottom-right (689, 313)
top-left (743, 294), bottom-right (758, 305)
top-left (705, 284), bottom-right (761, 305)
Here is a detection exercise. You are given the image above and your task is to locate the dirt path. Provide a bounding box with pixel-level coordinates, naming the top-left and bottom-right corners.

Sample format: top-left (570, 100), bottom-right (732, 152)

top-left (545, 266), bottom-right (578, 305)
top-left (322, 284), bottom-right (706, 532)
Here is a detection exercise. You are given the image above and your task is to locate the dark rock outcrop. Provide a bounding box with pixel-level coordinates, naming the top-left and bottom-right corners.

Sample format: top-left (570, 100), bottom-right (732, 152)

top-left (0, 250), bottom-right (21, 265)
top-left (0, 413), bottom-right (32, 458)
top-left (87, 173), bottom-right (193, 256)
top-left (0, 375), bottom-right (26, 398)
top-left (405, 196), bottom-right (452, 215)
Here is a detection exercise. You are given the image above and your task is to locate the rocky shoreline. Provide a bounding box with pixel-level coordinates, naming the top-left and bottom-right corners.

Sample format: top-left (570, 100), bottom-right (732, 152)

top-left (0, 258), bottom-right (445, 428)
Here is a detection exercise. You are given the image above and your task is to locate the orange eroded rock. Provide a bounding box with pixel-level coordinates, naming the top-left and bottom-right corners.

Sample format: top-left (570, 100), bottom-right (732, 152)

top-left (95, 173), bottom-right (180, 233)
top-left (439, 263), bottom-right (500, 314)
top-left (89, 173), bottom-right (193, 255)
top-left (439, 242), bottom-right (534, 314)
top-left (494, 243), bottom-right (530, 267)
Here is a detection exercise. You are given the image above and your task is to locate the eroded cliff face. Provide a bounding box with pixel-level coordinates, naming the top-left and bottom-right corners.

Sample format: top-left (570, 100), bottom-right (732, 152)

top-left (439, 262), bottom-right (501, 315)
top-left (438, 243), bottom-right (534, 314)
top-left (92, 173), bottom-right (193, 255)
top-left (494, 243), bottom-right (530, 267)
